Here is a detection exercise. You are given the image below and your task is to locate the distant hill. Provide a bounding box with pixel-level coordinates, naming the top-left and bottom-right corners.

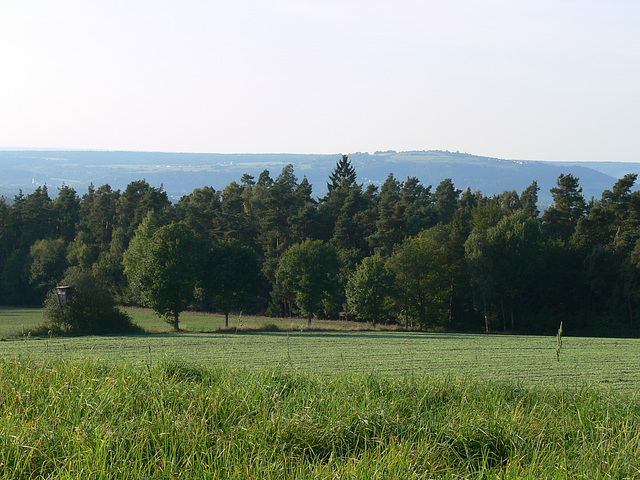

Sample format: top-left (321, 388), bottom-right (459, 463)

top-left (1, 149), bottom-right (636, 207)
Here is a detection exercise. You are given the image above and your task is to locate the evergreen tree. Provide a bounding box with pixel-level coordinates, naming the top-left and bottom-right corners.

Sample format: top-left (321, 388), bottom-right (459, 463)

top-left (520, 181), bottom-right (540, 218)
top-left (116, 180), bottom-right (171, 240)
top-left (175, 186), bottom-right (223, 242)
top-left (16, 186), bottom-right (54, 249)
top-left (52, 185), bottom-right (80, 242)
top-left (433, 178), bottom-right (461, 224)
top-left (542, 174), bottom-right (586, 242)
top-left (78, 183), bottom-right (120, 253)
top-left (369, 174), bottom-right (403, 256)
top-left (326, 155), bottom-right (357, 193)
top-left (320, 155), bottom-right (362, 242)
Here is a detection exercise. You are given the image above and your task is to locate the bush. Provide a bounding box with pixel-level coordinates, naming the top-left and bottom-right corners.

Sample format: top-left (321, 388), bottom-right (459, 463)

top-left (43, 268), bottom-right (142, 335)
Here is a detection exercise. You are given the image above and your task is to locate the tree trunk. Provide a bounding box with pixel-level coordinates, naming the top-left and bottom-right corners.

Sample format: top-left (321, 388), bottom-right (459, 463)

top-left (500, 296), bottom-right (507, 332)
top-left (307, 317), bottom-right (312, 326)
top-left (173, 311), bottom-right (179, 331)
top-left (483, 296), bottom-right (489, 333)
top-left (225, 311), bottom-right (229, 328)
top-left (510, 296), bottom-right (515, 331)
top-left (448, 281), bottom-right (455, 325)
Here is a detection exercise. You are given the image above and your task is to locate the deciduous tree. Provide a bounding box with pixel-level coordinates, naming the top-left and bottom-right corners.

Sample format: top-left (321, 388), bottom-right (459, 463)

top-left (346, 254), bottom-right (395, 326)
top-left (275, 240), bottom-right (341, 324)
top-left (201, 240), bottom-right (263, 327)
top-left (123, 222), bottom-right (201, 330)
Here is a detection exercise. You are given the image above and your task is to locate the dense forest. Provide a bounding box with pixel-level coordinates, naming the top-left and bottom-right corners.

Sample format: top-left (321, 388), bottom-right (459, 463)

top-left (1, 155), bottom-right (639, 335)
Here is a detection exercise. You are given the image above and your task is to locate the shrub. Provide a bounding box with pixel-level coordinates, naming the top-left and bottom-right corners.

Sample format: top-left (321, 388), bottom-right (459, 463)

top-left (43, 268), bottom-right (141, 335)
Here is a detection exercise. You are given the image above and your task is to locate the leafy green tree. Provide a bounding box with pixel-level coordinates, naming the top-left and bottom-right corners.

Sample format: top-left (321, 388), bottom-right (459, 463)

top-left (43, 267), bottom-right (139, 335)
top-left (387, 230), bottom-right (451, 328)
top-left (438, 218), bottom-right (477, 329)
top-left (121, 212), bottom-right (161, 304)
top-left (123, 222), bottom-right (201, 330)
top-left (29, 238), bottom-right (68, 299)
top-left (66, 238), bottom-right (98, 271)
top-left (201, 240), bottom-right (264, 327)
top-left (0, 196), bottom-right (13, 265)
top-left (487, 212), bottom-right (540, 331)
top-left (465, 212), bottom-right (540, 331)
top-left (275, 240), bottom-right (342, 324)
top-left (0, 249), bottom-right (34, 305)
top-left (346, 254), bottom-right (395, 326)
top-left (458, 187), bottom-right (479, 217)
top-left (464, 227), bottom-right (494, 332)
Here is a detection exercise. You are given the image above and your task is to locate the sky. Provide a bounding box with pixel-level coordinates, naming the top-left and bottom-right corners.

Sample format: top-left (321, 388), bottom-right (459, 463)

top-left (1, 0), bottom-right (638, 161)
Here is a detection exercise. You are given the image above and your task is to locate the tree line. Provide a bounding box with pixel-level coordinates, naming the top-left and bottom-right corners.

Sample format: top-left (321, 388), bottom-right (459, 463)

top-left (1, 155), bottom-right (639, 335)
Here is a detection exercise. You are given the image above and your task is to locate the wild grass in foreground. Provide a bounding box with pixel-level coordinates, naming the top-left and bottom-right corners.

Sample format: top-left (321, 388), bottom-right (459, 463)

top-left (1, 358), bottom-right (639, 479)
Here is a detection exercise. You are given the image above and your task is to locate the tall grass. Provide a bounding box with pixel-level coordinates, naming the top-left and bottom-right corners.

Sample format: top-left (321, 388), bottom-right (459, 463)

top-left (1, 357), bottom-right (639, 478)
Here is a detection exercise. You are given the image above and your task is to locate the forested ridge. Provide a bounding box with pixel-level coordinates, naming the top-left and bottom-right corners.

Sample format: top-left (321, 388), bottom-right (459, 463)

top-left (2, 155), bottom-right (639, 335)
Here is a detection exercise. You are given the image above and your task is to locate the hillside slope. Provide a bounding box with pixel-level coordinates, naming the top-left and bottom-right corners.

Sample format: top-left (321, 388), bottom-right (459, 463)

top-left (0, 150), bottom-right (632, 206)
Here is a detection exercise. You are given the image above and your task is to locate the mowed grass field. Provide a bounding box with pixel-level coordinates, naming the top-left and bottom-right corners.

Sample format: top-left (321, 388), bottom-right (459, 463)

top-left (1, 307), bottom-right (640, 394)
top-left (0, 306), bottom-right (365, 336)
top-left (2, 307), bottom-right (640, 477)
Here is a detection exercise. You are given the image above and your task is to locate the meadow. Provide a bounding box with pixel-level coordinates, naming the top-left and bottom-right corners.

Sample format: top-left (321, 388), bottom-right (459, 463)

top-left (1, 307), bottom-right (640, 394)
top-left (2, 357), bottom-right (640, 478)
top-left (2, 307), bottom-right (640, 477)
top-left (0, 306), bottom-right (363, 336)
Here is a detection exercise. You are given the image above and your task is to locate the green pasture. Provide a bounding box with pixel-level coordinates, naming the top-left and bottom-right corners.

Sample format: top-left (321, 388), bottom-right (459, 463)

top-left (5, 358), bottom-right (640, 478)
top-left (2, 327), bottom-right (640, 394)
top-left (0, 306), bottom-right (365, 336)
top-left (0, 307), bottom-right (44, 336)
top-left (2, 306), bottom-right (640, 477)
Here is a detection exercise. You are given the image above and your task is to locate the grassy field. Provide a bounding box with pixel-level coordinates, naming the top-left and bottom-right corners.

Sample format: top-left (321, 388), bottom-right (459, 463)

top-left (1, 307), bottom-right (640, 393)
top-left (0, 307), bottom-right (44, 337)
top-left (2, 307), bottom-right (640, 477)
top-left (0, 306), bottom-right (368, 336)
top-left (1, 357), bottom-right (639, 478)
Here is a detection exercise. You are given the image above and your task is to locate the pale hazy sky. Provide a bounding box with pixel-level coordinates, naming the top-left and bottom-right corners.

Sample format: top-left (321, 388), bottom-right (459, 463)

top-left (1, 0), bottom-right (638, 161)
